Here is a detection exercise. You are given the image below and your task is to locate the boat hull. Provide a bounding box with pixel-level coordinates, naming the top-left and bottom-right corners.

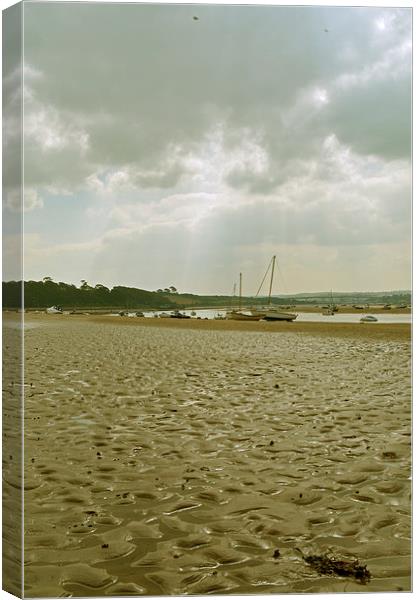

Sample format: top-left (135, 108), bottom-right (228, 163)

top-left (226, 311), bottom-right (262, 321)
top-left (360, 316), bottom-right (378, 323)
top-left (263, 311), bottom-right (297, 322)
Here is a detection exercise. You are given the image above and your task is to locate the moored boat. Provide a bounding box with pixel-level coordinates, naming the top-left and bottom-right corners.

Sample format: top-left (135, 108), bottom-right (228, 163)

top-left (225, 273), bottom-right (262, 321)
top-left (214, 312), bottom-right (226, 320)
top-left (46, 305), bottom-right (63, 314)
top-left (360, 315), bottom-right (378, 323)
top-left (226, 310), bottom-right (262, 321)
top-left (253, 256), bottom-right (298, 322)
top-left (263, 309), bottom-right (298, 322)
top-left (170, 310), bottom-right (191, 319)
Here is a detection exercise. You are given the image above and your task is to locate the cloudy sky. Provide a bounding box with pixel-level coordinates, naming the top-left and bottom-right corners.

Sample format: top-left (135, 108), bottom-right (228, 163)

top-left (3, 2), bottom-right (412, 294)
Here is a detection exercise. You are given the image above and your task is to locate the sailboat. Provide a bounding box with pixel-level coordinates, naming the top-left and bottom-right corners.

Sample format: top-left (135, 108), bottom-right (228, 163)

top-left (226, 273), bottom-right (262, 321)
top-left (252, 256), bottom-right (298, 322)
top-left (322, 290), bottom-right (336, 315)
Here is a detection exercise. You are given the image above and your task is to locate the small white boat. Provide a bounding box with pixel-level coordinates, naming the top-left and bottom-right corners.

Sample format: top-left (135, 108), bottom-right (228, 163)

top-left (46, 306), bottom-right (63, 314)
top-left (159, 312), bottom-right (171, 318)
top-left (360, 315), bottom-right (378, 323)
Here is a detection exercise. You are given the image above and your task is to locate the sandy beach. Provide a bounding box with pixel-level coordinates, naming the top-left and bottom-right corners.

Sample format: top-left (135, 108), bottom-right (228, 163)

top-left (13, 313), bottom-right (411, 595)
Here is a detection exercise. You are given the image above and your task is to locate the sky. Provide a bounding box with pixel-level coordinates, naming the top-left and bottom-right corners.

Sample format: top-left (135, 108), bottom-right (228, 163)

top-left (3, 1), bottom-right (412, 295)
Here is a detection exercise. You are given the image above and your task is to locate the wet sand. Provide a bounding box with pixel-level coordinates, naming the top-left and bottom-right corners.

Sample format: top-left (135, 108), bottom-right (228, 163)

top-left (15, 314), bottom-right (411, 595)
top-left (88, 313), bottom-right (411, 342)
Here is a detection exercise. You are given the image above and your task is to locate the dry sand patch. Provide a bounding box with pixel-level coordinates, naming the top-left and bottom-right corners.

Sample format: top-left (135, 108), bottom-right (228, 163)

top-left (17, 316), bottom-right (411, 595)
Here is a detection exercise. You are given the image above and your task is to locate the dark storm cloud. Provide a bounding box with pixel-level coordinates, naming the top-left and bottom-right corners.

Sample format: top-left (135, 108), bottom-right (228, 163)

top-left (22, 3), bottom-right (411, 191)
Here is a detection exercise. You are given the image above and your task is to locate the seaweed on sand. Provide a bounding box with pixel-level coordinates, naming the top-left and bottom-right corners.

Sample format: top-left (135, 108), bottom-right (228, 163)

top-left (296, 548), bottom-right (371, 584)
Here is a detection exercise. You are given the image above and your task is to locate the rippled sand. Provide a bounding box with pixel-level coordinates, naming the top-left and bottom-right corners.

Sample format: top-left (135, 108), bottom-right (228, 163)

top-left (17, 315), bottom-right (411, 596)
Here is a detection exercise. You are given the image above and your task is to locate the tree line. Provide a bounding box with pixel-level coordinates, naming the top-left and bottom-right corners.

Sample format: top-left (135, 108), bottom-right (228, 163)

top-left (3, 279), bottom-right (179, 310)
top-left (2, 278), bottom-right (240, 310)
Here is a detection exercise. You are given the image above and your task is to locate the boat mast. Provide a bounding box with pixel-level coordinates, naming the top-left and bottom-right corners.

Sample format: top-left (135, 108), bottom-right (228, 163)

top-left (230, 282), bottom-right (237, 309)
top-left (239, 272), bottom-right (242, 311)
top-left (268, 255), bottom-right (276, 307)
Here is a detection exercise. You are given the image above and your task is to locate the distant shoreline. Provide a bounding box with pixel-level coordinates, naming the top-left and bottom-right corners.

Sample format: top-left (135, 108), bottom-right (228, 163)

top-left (3, 304), bottom-right (411, 315)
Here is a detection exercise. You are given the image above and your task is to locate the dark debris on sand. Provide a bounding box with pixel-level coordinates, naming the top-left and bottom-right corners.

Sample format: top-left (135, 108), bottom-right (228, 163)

top-left (296, 549), bottom-right (371, 584)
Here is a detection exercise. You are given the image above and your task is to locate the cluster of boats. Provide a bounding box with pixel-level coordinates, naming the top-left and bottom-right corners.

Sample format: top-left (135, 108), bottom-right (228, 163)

top-left (154, 310), bottom-right (192, 319)
top-left (118, 310), bottom-right (196, 319)
top-left (225, 256), bottom-right (298, 322)
top-left (44, 306), bottom-right (380, 323)
top-left (225, 307), bottom-right (297, 322)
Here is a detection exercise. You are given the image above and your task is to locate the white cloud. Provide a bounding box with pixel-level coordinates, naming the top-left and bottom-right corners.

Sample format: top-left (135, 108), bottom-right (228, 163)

top-left (335, 38), bottom-right (411, 92)
top-left (25, 99), bottom-right (89, 153)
